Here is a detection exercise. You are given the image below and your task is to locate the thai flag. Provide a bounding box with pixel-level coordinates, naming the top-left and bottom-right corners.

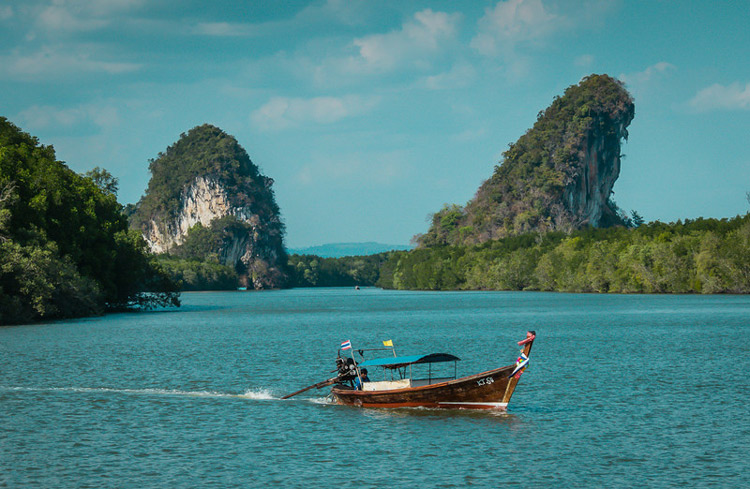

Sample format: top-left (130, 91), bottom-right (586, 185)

top-left (341, 340), bottom-right (352, 350)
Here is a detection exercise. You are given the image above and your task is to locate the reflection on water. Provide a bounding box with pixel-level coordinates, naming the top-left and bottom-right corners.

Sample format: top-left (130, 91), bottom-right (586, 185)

top-left (360, 404), bottom-right (522, 422)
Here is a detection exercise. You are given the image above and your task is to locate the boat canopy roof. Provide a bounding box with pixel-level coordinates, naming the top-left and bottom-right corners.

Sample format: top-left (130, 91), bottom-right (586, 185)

top-left (358, 353), bottom-right (460, 369)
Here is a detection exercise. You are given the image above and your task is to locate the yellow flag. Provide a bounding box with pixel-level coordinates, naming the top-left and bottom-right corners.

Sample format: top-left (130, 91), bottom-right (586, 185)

top-left (383, 340), bottom-right (393, 347)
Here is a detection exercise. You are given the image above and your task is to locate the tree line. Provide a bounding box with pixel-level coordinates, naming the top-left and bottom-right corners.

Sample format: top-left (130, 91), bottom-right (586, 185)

top-left (287, 253), bottom-right (390, 287)
top-left (153, 238), bottom-right (390, 290)
top-left (376, 215), bottom-right (750, 293)
top-left (151, 214), bottom-right (750, 294)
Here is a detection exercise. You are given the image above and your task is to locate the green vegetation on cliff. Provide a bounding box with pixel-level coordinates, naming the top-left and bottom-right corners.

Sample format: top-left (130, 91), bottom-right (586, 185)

top-left (154, 220), bottom-right (240, 291)
top-left (131, 124), bottom-right (281, 230)
top-left (378, 215), bottom-right (750, 294)
top-left (0, 117), bottom-right (179, 324)
top-left (419, 74), bottom-right (635, 246)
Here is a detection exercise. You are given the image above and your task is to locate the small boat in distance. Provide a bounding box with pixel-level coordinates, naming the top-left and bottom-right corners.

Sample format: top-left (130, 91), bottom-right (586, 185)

top-left (281, 332), bottom-right (536, 410)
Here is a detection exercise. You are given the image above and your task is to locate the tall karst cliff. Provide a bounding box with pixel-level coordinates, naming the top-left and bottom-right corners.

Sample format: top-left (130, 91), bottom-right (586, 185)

top-left (130, 124), bottom-right (288, 289)
top-left (419, 74), bottom-right (635, 247)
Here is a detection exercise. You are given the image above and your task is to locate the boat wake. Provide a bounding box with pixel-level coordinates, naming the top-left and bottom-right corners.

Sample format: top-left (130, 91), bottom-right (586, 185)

top-left (1, 385), bottom-right (283, 401)
top-left (1, 385), bottom-right (343, 405)
top-left (239, 388), bottom-right (277, 400)
top-left (240, 388), bottom-right (334, 404)
top-left (307, 395), bottom-right (335, 405)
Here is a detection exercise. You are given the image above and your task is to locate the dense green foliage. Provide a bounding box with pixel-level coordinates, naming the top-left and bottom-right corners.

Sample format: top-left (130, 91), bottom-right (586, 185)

top-left (288, 253), bottom-right (391, 287)
top-left (155, 220), bottom-right (241, 291)
top-left (150, 250), bottom-right (389, 291)
top-left (155, 256), bottom-right (238, 291)
top-left (172, 220), bottom-right (231, 263)
top-left (0, 117), bottom-right (179, 324)
top-left (163, 217), bottom-right (287, 289)
top-left (378, 215), bottom-right (750, 294)
top-left (419, 74), bottom-right (635, 246)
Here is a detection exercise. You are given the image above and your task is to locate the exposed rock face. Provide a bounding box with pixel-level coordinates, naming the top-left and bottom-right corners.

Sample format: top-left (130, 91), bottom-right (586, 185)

top-left (130, 124), bottom-right (288, 289)
top-left (561, 118), bottom-right (630, 229)
top-left (144, 176), bottom-right (246, 253)
top-left (418, 74), bottom-right (635, 247)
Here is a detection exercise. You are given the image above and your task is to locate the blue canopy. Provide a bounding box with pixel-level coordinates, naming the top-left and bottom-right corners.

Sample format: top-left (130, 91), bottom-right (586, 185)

top-left (358, 353), bottom-right (460, 369)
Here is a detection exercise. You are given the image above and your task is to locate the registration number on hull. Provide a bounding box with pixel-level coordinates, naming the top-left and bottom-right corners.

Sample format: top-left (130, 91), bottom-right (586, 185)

top-left (476, 376), bottom-right (494, 387)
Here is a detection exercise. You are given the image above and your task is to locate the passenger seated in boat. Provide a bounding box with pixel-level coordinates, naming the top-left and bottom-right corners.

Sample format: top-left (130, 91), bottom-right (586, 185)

top-left (354, 369), bottom-right (370, 390)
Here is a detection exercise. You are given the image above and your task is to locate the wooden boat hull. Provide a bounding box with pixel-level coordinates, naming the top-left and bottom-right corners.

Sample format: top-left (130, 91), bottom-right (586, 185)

top-left (331, 364), bottom-right (521, 410)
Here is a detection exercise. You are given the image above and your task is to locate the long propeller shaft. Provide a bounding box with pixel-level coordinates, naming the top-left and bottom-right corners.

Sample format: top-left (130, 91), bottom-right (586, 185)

top-left (280, 377), bottom-right (338, 399)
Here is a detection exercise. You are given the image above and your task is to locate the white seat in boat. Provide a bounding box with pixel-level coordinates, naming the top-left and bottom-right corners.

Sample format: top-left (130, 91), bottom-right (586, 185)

top-left (362, 379), bottom-right (411, 391)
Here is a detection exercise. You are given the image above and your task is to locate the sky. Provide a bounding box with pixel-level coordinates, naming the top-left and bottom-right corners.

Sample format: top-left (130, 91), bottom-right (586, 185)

top-left (1, 0), bottom-right (749, 248)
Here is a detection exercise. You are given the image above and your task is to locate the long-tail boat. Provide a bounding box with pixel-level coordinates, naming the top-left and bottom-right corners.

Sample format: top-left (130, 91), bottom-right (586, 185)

top-left (291, 331), bottom-right (535, 410)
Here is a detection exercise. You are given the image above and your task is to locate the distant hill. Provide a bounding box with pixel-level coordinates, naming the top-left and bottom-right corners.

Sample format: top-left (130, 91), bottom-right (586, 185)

top-left (288, 242), bottom-right (412, 258)
top-left (417, 74), bottom-right (635, 247)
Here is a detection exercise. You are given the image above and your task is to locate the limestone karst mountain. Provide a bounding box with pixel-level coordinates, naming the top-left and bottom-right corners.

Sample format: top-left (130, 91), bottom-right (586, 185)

top-left (418, 74), bottom-right (635, 247)
top-left (129, 124), bottom-right (288, 289)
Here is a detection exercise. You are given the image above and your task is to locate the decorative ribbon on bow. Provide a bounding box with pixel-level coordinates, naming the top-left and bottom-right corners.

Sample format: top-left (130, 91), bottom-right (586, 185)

top-left (509, 351), bottom-right (530, 379)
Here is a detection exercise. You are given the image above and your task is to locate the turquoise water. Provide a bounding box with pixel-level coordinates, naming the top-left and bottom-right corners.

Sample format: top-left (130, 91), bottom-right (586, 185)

top-left (1, 289), bottom-right (749, 488)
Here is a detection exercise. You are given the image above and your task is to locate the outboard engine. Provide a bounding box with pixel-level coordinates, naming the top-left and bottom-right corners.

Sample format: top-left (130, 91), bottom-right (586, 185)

top-left (336, 356), bottom-right (358, 382)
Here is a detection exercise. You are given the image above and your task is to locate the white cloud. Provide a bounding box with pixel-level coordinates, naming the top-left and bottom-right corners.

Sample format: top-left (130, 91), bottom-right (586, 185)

top-left (33, 0), bottom-right (145, 33)
top-left (471, 0), bottom-right (562, 56)
top-left (63, 0), bottom-right (145, 17)
top-left (421, 62), bottom-right (475, 90)
top-left (296, 0), bottom-right (374, 27)
top-left (688, 82), bottom-right (750, 112)
top-left (193, 22), bottom-right (257, 37)
top-left (452, 127), bottom-right (487, 143)
top-left (0, 47), bottom-right (141, 79)
top-left (325, 8), bottom-right (460, 77)
top-left (250, 95), bottom-right (378, 130)
top-left (38, 5), bottom-right (107, 31)
top-left (192, 0), bottom-right (374, 39)
top-left (619, 61), bottom-right (675, 86)
top-left (230, 8), bottom-right (461, 88)
top-left (17, 103), bottom-right (120, 130)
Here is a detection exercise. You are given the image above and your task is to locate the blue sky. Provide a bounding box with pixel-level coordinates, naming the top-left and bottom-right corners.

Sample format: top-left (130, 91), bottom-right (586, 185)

top-left (1, 0), bottom-right (749, 247)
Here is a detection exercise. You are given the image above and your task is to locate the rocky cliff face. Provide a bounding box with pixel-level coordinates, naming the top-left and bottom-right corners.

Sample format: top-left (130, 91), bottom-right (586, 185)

top-left (143, 176), bottom-right (258, 253)
top-left (560, 117), bottom-right (631, 229)
top-left (130, 124), bottom-right (288, 289)
top-left (418, 74), bottom-right (635, 247)
top-left (144, 176), bottom-right (223, 253)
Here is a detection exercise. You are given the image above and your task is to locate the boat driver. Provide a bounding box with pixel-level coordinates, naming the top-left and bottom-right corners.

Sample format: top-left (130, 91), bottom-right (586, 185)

top-left (354, 368), bottom-right (371, 390)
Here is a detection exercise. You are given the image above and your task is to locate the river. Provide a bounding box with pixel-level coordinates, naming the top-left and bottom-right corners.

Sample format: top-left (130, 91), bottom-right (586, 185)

top-left (1, 289), bottom-right (748, 488)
